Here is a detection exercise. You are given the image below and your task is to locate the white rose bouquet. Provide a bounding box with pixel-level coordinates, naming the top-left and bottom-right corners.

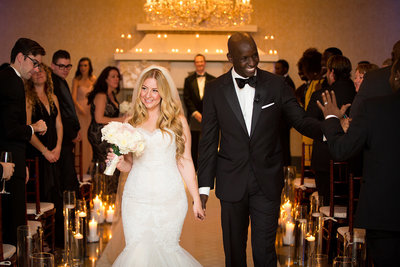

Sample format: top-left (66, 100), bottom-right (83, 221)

top-left (101, 121), bottom-right (145, 175)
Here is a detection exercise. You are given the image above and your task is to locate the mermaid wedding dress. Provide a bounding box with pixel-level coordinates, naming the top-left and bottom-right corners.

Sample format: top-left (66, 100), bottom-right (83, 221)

top-left (112, 128), bottom-right (202, 267)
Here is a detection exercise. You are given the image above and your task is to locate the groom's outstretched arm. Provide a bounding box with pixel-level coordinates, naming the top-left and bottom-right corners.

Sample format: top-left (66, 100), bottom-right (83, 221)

top-left (197, 82), bottom-right (220, 211)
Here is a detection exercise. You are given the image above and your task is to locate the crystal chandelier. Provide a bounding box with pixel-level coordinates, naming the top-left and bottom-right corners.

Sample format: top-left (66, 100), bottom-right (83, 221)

top-left (144, 0), bottom-right (253, 29)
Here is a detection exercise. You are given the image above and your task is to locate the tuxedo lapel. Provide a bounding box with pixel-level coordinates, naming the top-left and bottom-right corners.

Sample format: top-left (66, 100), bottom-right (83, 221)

top-left (250, 70), bottom-right (268, 138)
top-left (221, 72), bottom-right (248, 136)
top-left (190, 76), bottom-right (200, 100)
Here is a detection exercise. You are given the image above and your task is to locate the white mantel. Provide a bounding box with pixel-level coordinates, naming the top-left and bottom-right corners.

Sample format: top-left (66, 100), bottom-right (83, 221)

top-left (114, 24), bottom-right (277, 91)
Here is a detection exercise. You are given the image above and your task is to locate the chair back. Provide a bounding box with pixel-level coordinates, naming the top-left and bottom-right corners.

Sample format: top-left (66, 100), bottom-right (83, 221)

top-left (0, 195), bottom-right (3, 261)
top-left (26, 157), bottom-right (41, 214)
top-left (74, 140), bottom-right (92, 201)
top-left (301, 142), bottom-right (314, 184)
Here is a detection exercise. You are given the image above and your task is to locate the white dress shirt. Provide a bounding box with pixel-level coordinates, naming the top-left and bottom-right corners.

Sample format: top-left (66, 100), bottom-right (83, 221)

top-left (199, 68), bottom-right (257, 196)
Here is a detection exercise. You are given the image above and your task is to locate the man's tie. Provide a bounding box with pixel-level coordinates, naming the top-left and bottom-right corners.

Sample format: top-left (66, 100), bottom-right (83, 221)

top-left (235, 76), bottom-right (257, 89)
top-left (196, 73), bottom-right (205, 78)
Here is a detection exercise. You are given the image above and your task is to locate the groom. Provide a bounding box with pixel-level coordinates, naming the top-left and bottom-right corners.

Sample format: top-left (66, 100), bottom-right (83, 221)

top-left (198, 33), bottom-right (321, 266)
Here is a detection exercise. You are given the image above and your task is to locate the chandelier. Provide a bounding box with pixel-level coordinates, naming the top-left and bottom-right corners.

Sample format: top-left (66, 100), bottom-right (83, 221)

top-left (144, 0), bottom-right (253, 29)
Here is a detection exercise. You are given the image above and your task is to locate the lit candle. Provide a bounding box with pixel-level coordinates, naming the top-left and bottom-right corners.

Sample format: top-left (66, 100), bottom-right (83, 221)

top-left (98, 204), bottom-right (105, 223)
top-left (306, 235), bottom-right (315, 258)
top-left (283, 221), bottom-right (295, 245)
top-left (88, 218), bottom-right (98, 240)
top-left (106, 206), bottom-right (114, 223)
top-left (78, 211), bottom-right (87, 217)
top-left (283, 200), bottom-right (292, 216)
top-left (93, 195), bottom-right (101, 211)
top-left (74, 232), bottom-right (83, 239)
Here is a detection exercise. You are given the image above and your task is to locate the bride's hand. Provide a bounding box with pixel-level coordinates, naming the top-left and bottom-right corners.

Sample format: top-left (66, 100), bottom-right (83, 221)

top-left (193, 200), bottom-right (205, 221)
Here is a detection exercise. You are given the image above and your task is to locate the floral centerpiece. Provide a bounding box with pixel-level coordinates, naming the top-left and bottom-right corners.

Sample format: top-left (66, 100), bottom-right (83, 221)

top-left (101, 121), bottom-right (145, 175)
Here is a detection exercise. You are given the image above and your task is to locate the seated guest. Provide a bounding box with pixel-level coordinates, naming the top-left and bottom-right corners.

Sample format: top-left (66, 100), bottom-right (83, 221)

top-left (87, 66), bottom-right (128, 195)
top-left (318, 58), bottom-right (400, 266)
top-left (354, 63), bottom-right (379, 92)
top-left (306, 55), bottom-right (356, 204)
top-left (25, 63), bottom-right (64, 245)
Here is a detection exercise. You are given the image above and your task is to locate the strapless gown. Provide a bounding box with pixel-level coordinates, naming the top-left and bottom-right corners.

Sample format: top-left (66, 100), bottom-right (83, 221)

top-left (112, 128), bottom-right (202, 267)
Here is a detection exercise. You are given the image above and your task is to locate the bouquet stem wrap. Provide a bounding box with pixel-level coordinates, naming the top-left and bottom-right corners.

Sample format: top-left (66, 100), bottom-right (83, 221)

top-left (101, 122), bottom-right (145, 176)
top-left (104, 145), bottom-right (121, 176)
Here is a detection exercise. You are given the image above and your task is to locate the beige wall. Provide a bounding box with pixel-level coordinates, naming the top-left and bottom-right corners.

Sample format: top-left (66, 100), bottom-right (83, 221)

top-left (1, 0), bottom-right (399, 156)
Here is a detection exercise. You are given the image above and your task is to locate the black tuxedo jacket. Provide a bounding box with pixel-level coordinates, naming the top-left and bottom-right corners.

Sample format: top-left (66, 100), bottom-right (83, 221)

top-left (0, 67), bottom-right (33, 179)
top-left (306, 78), bottom-right (356, 172)
top-left (350, 66), bottom-right (392, 118)
top-left (183, 72), bottom-right (215, 129)
top-left (323, 90), bottom-right (400, 232)
top-left (198, 68), bottom-right (321, 202)
top-left (284, 75), bottom-right (295, 91)
top-left (52, 73), bottom-right (80, 145)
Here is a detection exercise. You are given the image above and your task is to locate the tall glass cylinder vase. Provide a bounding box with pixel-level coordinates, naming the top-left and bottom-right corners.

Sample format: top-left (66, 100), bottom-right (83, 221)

top-left (17, 225), bottom-right (42, 267)
top-left (63, 190), bottom-right (76, 265)
top-left (282, 166), bottom-right (296, 204)
top-left (294, 218), bottom-right (307, 266)
top-left (91, 161), bottom-right (105, 199)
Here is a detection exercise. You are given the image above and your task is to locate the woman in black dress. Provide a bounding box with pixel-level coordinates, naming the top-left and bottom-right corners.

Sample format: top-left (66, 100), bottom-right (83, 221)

top-left (25, 63), bottom-right (64, 244)
top-left (87, 66), bottom-right (129, 195)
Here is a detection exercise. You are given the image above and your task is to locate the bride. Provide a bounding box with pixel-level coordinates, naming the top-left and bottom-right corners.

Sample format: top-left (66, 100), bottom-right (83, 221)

top-left (110, 66), bottom-right (205, 266)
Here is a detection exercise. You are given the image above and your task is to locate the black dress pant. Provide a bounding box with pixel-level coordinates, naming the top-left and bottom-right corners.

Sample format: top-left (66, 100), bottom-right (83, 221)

top-left (220, 175), bottom-right (280, 267)
top-left (367, 229), bottom-right (400, 266)
top-left (58, 142), bottom-right (79, 192)
top-left (1, 177), bottom-right (26, 245)
top-left (191, 130), bottom-right (200, 170)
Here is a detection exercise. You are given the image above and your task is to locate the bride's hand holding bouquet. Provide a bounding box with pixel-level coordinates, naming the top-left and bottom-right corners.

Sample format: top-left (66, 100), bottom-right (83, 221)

top-left (102, 121), bottom-right (145, 175)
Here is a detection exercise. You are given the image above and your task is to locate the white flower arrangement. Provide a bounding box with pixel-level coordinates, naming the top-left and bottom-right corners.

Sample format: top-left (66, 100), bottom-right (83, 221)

top-left (101, 121), bottom-right (145, 175)
top-left (119, 101), bottom-right (134, 116)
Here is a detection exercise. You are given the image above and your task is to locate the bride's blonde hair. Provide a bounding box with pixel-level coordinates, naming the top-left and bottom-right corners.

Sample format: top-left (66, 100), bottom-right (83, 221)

top-left (130, 68), bottom-right (184, 160)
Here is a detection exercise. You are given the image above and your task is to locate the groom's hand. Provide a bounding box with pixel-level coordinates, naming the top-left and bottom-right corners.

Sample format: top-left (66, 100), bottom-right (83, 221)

top-left (200, 194), bottom-right (208, 211)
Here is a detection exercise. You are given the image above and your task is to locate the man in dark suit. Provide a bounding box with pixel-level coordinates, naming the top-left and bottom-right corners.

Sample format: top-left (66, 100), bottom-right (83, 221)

top-left (183, 54), bottom-right (215, 169)
top-left (350, 40), bottom-right (400, 118)
top-left (274, 59), bottom-right (295, 166)
top-left (317, 59), bottom-right (400, 265)
top-left (51, 50), bottom-right (80, 193)
top-left (274, 59), bottom-right (295, 90)
top-left (306, 55), bottom-right (356, 204)
top-left (0, 38), bottom-right (47, 245)
top-left (198, 33), bottom-right (321, 267)
top-left (51, 50), bottom-right (80, 246)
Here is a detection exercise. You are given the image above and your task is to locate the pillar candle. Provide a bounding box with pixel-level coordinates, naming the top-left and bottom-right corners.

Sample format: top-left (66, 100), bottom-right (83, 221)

top-left (106, 206), bottom-right (114, 223)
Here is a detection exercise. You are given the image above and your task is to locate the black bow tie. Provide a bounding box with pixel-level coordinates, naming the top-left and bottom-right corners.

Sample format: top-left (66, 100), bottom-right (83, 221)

top-left (196, 73), bottom-right (205, 78)
top-left (235, 76), bottom-right (257, 89)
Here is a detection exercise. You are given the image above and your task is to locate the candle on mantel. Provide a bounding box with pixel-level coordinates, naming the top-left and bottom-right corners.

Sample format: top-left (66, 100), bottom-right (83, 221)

top-left (106, 206), bottom-right (114, 223)
top-left (283, 221), bottom-right (295, 245)
top-left (93, 195), bottom-right (101, 211)
top-left (88, 218), bottom-right (98, 241)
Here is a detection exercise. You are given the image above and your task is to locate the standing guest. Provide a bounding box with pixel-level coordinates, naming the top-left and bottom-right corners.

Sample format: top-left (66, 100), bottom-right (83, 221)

top-left (353, 63), bottom-right (379, 93)
top-left (25, 63), bottom-right (64, 246)
top-left (306, 55), bottom-right (356, 204)
top-left (87, 66), bottom-right (127, 195)
top-left (0, 38), bottom-right (46, 245)
top-left (274, 59), bottom-right (295, 166)
top-left (51, 50), bottom-right (81, 199)
top-left (72, 57), bottom-right (96, 173)
top-left (294, 60), bottom-right (310, 107)
top-left (350, 40), bottom-right (400, 118)
top-left (198, 33), bottom-right (321, 267)
top-left (274, 59), bottom-right (295, 90)
top-left (183, 54), bottom-right (215, 169)
top-left (317, 59), bottom-right (400, 266)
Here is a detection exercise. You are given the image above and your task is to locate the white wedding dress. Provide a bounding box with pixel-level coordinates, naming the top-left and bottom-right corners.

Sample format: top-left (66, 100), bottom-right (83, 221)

top-left (112, 128), bottom-right (202, 267)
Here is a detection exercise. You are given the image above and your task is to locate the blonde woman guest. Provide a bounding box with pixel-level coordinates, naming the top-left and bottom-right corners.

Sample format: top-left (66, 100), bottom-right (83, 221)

top-left (72, 57), bottom-right (96, 173)
top-left (110, 66), bottom-right (204, 266)
top-left (353, 63), bottom-right (379, 93)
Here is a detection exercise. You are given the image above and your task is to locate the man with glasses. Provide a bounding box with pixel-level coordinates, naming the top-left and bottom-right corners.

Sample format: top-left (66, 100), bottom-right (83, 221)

top-left (0, 38), bottom-right (47, 245)
top-left (51, 50), bottom-right (80, 246)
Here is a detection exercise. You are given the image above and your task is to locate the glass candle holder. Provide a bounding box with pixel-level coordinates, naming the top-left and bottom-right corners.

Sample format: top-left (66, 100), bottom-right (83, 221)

top-left (30, 252), bottom-right (54, 267)
top-left (63, 190), bottom-right (76, 264)
top-left (17, 225), bottom-right (42, 267)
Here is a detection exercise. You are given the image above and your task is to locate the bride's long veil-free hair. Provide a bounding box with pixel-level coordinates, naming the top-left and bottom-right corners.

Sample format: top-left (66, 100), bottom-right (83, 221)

top-left (96, 65), bottom-right (183, 266)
